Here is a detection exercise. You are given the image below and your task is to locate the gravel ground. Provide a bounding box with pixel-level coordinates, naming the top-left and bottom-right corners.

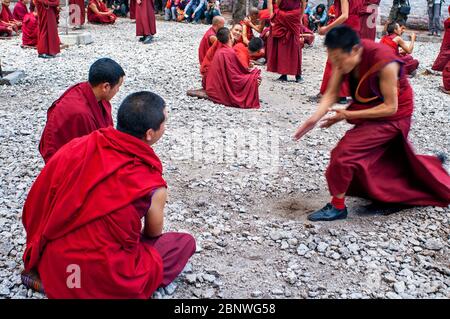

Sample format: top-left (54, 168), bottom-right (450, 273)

top-left (0, 18), bottom-right (449, 299)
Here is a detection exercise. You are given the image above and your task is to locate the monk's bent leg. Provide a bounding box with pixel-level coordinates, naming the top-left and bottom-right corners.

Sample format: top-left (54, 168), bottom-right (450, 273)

top-left (145, 232), bottom-right (196, 287)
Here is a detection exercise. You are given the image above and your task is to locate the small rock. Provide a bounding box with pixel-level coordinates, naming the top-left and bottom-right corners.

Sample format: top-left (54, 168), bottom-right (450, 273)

top-left (297, 244), bottom-right (309, 256)
top-left (185, 274), bottom-right (197, 284)
top-left (251, 290), bottom-right (263, 297)
top-left (203, 288), bottom-right (215, 299)
top-left (423, 239), bottom-right (443, 251)
top-left (317, 242), bottom-right (329, 253)
top-left (394, 281), bottom-right (406, 294)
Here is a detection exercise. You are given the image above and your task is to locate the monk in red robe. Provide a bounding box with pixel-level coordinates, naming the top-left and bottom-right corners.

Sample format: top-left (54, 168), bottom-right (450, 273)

top-left (359, 0), bottom-right (379, 40)
top-left (39, 58), bottom-right (125, 163)
top-left (240, 7), bottom-right (261, 46)
top-left (129, 0), bottom-right (136, 19)
top-left (0, 19), bottom-right (12, 36)
top-left (231, 23), bottom-right (243, 45)
top-left (294, 26), bottom-right (450, 221)
top-left (234, 37), bottom-right (265, 69)
top-left (136, 0), bottom-right (156, 44)
top-left (198, 15), bottom-right (225, 64)
top-left (1, 0), bottom-right (22, 31)
top-left (267, 0), bottom-right (304, 83)
top-left (23, 91), bottom-right (196, 298)
top-left (318, 0), bottom-right (362, 102)
top-left (69, 0), bottom-right (86, 27)
top-left (200, 33), bottom-right (228, 89)
top-left (87, 0), bottom-right (116, 24)
top-left (36, 0), bottom-right (60, 58)
top-left (22, 11), bottom-right (38, 46)
top-left (432, 6), bottom-right (450, 72)
top-left (380, 21), bottom-right (419, 76)
top-left (13, 0), bottom-right (29, 22)
top-left (443, 61), bottom-right (450, 93)
top-left (206, 27), bottom-right (262, 109)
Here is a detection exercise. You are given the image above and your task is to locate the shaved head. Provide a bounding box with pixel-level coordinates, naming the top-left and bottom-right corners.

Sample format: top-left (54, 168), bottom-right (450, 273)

top-left (249, 7), bottom-right (259, 16)
top-left (212, 16), bottom-right (225, 28)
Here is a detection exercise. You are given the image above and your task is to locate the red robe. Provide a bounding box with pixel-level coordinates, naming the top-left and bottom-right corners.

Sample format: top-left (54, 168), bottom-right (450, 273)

top-left (198, 26), bottom-right (217, 65)
top-left (13, 1), bottom-right (29, 21)
top-left (87, 0), bottom-right (116, 24)
top-left (23, 127), bottom-right (170, 298)
top-left (326, 40), bottom-right (450, 206)
top-left (267, 0), bottom-right (302, 76)
top-left (22, 12), bottom-right (38, 46)
top-left (320, 0), bottom-right (362, 96)
top-left (39, 81), bottom-right (113, 163)
top-left (206, 46), bottom-right (261, 109)
top-left (432, 17), bottom-right (450, 71)
top-left (136, 0), bottom-right (156, 36)
top-left (36, 0), bottom-right (60, 56)
top-left (233, 42), bottom-right (250, 69)
top-left (359, 0), bottom-right (379, 40)
top-left (1, 3), bottom-right (21, 30)
top-left (200, 40), bottom-right (227, 89)
top-left (69, 0), bottom-right (86, 26)
top-left (444, 60), bottom-right (450, 91)
top-left (0, 20), bottom-right (12, 36)
top-left (130, 0), bottom-right (136, 19)
top-left (380, 34), bottom-right (419, 76)
top-left (240, 19), bottom-right (253, 42)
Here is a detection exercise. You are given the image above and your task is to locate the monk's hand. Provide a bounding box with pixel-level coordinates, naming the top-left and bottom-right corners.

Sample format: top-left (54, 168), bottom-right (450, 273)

top-left (257, 77), bottom-right (262, 86)
top-left (137, 0), bottom-right (142, 4)
top-left (318, 26), bottom-right (327, 36)
top-left (319, 108), bottom-right (347, 128)
top-left (293, 117), bottom-right (318, 141)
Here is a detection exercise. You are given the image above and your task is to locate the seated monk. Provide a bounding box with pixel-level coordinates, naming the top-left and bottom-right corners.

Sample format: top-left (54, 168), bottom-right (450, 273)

top-left (0, 19), bottom-right (12, 37)
top-left (200, 28), bottom-right (230, 89)
top-left (380, 21), bottom-right (419, 77)
top-left (13, 0), bottom-right (29, 22)
top-left (87, 0), bottom-right (117, 24)
top-left (1, 0), bottom-right (22, 31)
top-left (39, 58), bottom-right (125, 163)
top-left (234, 37), bottom-right (265, 69)
top-left (432, 5), bottom-right (450, 72)
top-left (241, 7), bottom-right (264, 46)
top-left (198, 15), bottom-right (225, 64)
top-left (230, 23), bottom-right (243, 45)
top-left (21, 10), bottom-right (38, 47)
top-left (206, 27), bottom-right (262, 109)
top-left (22, 91), bottom-right (196, 298)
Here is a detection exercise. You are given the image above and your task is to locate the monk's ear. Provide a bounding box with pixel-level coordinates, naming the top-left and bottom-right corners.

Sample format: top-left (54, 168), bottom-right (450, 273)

top-left (144, 128), bottom-right (155, 143)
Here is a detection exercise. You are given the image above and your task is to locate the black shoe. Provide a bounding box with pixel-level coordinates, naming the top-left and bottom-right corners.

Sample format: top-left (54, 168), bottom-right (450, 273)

top-left (38, 54), bottom-right (53, 59)
top-left (308, 203), bottom-right (348, 221)
top-left (139, 36), bottom-right (145, 42)
top-left (338, 97), bottom-right (348, 104)
top-left (295, 75), bottom-right (303, 83)
top-left (143, 35), bottom-right (153, 44)
top-left (277, 74), bottom-right (288, 82)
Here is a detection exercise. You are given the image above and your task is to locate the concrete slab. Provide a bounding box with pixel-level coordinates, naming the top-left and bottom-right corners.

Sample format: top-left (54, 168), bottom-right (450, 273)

top-left (0, 70), bottom-right (25, 85)
top-left (59, 32), bottom-right (93, 46)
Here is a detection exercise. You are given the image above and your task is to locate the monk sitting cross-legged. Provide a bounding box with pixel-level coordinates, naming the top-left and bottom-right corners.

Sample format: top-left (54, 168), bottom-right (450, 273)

top-left (200, 28), bottom-right (230, 89)
top-left (87, 0), bottom-right (117, 24)
top-left (21, 9), bottom-right (38, 47)
top-left (39, 58), bottom-right (125, 163)
top-left (22, 91), bottom-right (196, 298)
top-left (1, 0), bottom-right (22, 31)
top-left (198, 15), bottom-right (225, 64)
top-left (294, 26), bottom-right (450, 221)
top-left (206, 27), bottom-right (262, 109)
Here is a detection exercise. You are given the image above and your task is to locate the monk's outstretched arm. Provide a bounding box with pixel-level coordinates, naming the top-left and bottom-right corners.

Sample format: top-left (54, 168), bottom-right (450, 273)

top-left (339, 63), bottom-right (400, 120)
top-left (319, 0), bottom-right (349, 34)
top-left (293, 70), bottom-right (342, 140)
top-left (268, 0), bottom-right (274, 16)
top-left (397, 33), bottom-right (416, 55)
top-left (143, 187), bottom-right (167, 238)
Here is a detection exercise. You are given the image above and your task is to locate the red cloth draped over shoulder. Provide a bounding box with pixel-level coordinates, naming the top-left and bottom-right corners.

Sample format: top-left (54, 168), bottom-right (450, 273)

top-left (87, 0), bottom-right (116, 24)
top-left (233, 42), bottom-right (250, 69)
top-left (23, 127), bottom-right (167, 298)
top-left (206, 46), bottom-right (261, 109)
top-left (380, 34), bottom-right (399, 53)
top-left (39, 81), bottom-right (113, 163)
top-left (136, 0), bottom-right (156, 36)
top-left (443, 60), bottom-right (450, 91)
top-left (69, 0), bottom-right (86, 25)
top-left (200, 40), bottom-right (227, 88)
top-left (380, 34), bottom-right (419, 75)
top-left (198, 26), bottom-right (217, 64)
top-left (432, 16), bottom-right (450, 71)
top-left (36, 0), bottom-right (60, 56)
top-left (13, 1), bottom-right (29, 21)
top-left (359, 0), bottom-right (380, 40)
top-left (22, 12), bottom-right (38, 46)
top-left (129, 0), bottom-right (136, 19)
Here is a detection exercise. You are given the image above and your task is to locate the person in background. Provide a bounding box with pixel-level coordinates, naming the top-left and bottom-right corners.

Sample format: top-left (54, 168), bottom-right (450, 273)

top-left (204, 0), bottom-right (220, 24)
top-left (309, 3), bottom-right (327, 32)
top-left (111, 0), bottom-right (129, 17)
top-left (428, 0), bottom-right (444, 36)
top-left (388, 0), bottom-right (410, 25)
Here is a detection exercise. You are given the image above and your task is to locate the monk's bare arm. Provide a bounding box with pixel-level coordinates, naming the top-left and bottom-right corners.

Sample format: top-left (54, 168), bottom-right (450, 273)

top-left (319, 0), bottom-right (349, 34)
top-left (343, 63), bottom-right (400, 120)
top-left (89, 3), bottom-right (101, 15)
top-left (143, 187), bottom-right (167, 238)
top-left (210, 35), bottom-right (217, 45)
top-left (293, 71), bottom-right (342, 140)
top-left (397, 34), bottom-right (416, 54)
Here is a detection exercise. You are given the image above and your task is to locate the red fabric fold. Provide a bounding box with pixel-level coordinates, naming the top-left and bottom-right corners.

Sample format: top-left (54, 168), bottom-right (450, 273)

top-left (13, 1), bottom-right (29, 21)
top-left (198, 26), bottom-right (217, 65)
top-left (432, 17), bottom-right (450, 71)
top-left (22, 12), bottom-right (38, 46)
top-left (36, 0), bottom-right (61, 55)
top-left (136, 0), bottom-right (156, 36)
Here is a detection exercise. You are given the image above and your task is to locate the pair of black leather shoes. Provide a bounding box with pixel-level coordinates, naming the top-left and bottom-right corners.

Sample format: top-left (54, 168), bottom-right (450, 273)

top-left (277, 75), bottom-right (303, 83)
top-left (38, 54), bottom-right (56, 59)
top-left (139, 35), bottom-right (153, 44)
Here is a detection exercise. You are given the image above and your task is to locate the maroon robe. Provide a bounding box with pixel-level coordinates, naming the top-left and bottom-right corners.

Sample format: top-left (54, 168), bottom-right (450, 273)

top-left (206, 46), bottom-right (261, 109)
top-left (266, 0), bottom-right (302, 76)
top-left (36, 0), bottom-right (60, 56)
top-left (25, 126), bottom-right (196, 298)
top-left (0, 20), bottom-right (12, 36)
top-left (129, 0), bottom-right (136, 19)
top-left (69, 0), bottom-right (86, 26)
top-left (22, 12), bottom-right (38, 46)
top-left (432, 17), bottom-right (450, 72)
top-left (136, 0), bottom-right (156, 36)
top-left (87, 0), bottom-right (116, 24)
top-left (326, 40), bottom-right (450, 206)
top-left (1, 3), bottom-right (21, 30)
top-left (198, 26), bottom-right (217, 65)
top-left (39, 82), bottom-right (113, 163)
top-left (359, 0), bottom-right (379, 40)
top-left (444, 60), bottom-right (450, 91)
top-left (320, 0), bottom-right (362, 96)
top-left (13, 1), bottom-right (29, 21)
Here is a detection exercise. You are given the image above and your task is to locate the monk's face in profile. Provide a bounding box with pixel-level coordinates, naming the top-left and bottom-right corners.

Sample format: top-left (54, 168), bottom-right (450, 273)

top-left (103, 76), bottom-right (124, 101)
top-left (231, 25), bottom-right (243, 42)
top-left (145, 108), bottom-right (168, 146)
top-left (327, 46), bottom-right (363, 75)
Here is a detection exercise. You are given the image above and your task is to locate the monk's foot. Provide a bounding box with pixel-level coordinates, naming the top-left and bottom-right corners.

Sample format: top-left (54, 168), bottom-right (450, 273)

top-left (295, 75), bottom-right (303, 83)
top-left (408, 70), bottom-right (417, 78)
top-left (338, 97), bottom-right (348, 104)
top-left (143, 36), bottom-right (154, 44)
top-left (139, 36), bottom-right (145, 42)
top-left (307, 203), bottom-right (348, 222)
top-left (38, 54), bottom-right (54, 59)
top-left (277, 75), bottom-right (288, 82)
